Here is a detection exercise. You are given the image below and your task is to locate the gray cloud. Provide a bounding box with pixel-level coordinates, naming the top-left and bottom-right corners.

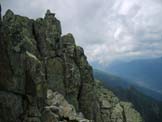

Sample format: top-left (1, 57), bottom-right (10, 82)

top-left (1, 0), bottom-right (162, 64)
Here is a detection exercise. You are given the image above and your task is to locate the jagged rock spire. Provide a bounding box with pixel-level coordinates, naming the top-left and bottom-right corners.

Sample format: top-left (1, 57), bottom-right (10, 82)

top-left (0, 6), bottom-right (143, 122)
top-left (45, 9), bottom-right (55, 19)
top-left (3, 9), bottom-right (14, 22)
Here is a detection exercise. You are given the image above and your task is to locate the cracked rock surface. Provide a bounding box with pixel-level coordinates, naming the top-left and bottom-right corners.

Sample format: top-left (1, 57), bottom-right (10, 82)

top-left (0, 5), bottom-right (143, 122)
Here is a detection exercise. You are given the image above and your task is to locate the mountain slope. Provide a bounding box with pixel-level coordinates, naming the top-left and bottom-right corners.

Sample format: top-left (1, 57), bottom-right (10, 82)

top-left (94, 69), bottom-right (131, 88)
top-left (107, 57), bottom-right (162, 93)
top-left (93, 69), bottom-right (162, 122)
top-left (93, 69), bottom-right (162, 101)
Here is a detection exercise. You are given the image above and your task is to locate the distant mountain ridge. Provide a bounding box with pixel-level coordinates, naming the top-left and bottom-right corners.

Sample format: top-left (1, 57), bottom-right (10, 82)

top-left (93, 69), bottom-right (162, 101)
top-left (93, 69), bottom-right (162, 122)
top-left (106, 57), bottom-right (162, 93)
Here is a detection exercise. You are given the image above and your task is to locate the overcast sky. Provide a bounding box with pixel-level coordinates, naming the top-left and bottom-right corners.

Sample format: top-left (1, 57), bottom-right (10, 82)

top-left (1, 0), bottom-right (162, 64)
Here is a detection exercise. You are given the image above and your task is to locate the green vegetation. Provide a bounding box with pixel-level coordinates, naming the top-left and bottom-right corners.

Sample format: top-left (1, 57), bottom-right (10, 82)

top-left (94, 69), bottom-right (162, 122)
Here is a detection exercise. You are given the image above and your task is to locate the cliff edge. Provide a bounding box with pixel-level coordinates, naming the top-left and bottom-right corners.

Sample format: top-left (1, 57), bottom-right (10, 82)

top-left (0, 6), bottom-right (143, 122)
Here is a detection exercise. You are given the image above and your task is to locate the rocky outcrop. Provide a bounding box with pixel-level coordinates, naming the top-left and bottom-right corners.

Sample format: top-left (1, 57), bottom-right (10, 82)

top-left (0, 5), bottom-right (143, 122)
top-left (95, 80), bottom-right (143, 122)
top-left (42, 89), bottom-right (90, 122)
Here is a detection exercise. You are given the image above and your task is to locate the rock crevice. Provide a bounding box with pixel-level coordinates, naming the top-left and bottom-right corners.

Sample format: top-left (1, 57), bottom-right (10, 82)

top-left (0, 6), bottom-right (143, 122)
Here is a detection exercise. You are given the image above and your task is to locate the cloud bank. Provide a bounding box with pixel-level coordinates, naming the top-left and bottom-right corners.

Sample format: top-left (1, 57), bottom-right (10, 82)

top-left (1, 0), bottom-right (162, 64)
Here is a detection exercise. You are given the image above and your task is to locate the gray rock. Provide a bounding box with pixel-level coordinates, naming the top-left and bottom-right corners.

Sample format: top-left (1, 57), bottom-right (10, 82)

top-left (95, 80), bottom-right (143, 122)
top-left (0, 7), bottom-right (143, 122)
top-left (46, 57), bottom-right (65, 95)
top-left (46, 89), bottom-right (90, 122)
top-left (34, 10), bottom-right (61, 57)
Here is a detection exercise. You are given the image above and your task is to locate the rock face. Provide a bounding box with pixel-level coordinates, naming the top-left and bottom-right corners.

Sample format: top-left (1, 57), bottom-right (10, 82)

top-left (95, 80), bottom-right (143, 122)
top-left (0, 6), bottom-right (143, 122)
top-left (43, 89), bottom-right (90, 122)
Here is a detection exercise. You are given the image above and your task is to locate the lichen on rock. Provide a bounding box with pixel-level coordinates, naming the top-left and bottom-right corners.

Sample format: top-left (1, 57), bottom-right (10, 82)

top-left (0, 5), bottom-right (143, 122)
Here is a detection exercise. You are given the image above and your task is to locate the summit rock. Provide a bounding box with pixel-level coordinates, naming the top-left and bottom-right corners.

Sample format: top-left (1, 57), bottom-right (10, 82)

top-left (0, 7), bottom-right (143, 122)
